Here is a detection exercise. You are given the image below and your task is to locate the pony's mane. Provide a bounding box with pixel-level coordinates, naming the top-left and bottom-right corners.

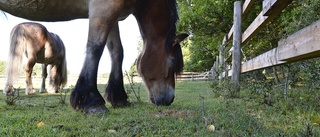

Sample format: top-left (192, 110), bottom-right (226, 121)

top-left (165, 0), bottom-right (178, 51)
top-left (165, 0), bottom-right (183, 74)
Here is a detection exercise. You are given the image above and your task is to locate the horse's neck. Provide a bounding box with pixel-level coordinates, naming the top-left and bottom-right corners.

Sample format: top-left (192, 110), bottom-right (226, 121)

top-left (0, 0), bottom-right (88, 21)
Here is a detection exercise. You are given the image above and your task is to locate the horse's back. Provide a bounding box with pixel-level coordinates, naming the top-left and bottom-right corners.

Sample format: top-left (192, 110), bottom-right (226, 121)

top-left (13, 22), bottom-right (48, 49)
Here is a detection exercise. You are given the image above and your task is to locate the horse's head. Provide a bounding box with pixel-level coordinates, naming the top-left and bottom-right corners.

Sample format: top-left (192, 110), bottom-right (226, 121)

top-left (137, 33), bottom-right (188, 106)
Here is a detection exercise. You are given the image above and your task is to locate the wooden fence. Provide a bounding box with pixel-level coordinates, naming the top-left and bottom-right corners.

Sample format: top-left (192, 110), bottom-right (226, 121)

top-left (212, 0), bottom-right (320, 92)
top-left (176, 72), bottom-right (212, 81)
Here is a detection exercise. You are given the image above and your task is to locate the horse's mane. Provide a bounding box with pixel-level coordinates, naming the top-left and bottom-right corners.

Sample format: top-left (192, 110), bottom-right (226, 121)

top-left (166, 0), bottom-right (178, 51)
top-left (166, 0), bottom-right (183, 74)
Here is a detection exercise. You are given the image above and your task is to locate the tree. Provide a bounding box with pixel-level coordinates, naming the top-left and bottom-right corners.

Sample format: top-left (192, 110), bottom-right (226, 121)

top-left (177, 0), bottom-right (246, 71)
top-left (128, 37), bottom-right (143, 75)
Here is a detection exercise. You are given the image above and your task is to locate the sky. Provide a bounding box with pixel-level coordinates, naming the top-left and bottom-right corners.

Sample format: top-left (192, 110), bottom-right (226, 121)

top-left (0, 13), bottom-right (141, 75)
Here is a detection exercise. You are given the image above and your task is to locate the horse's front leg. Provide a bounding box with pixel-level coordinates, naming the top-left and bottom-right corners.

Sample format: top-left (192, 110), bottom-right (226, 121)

top-left (39, 64), bottom-right (47, 93)
top-left (70, 37), bottom-right (108, 113)
top-left (25, 58), bottom-right (36, 95)
top-left (70, 0), bottom-right (125, 113)
top-left (104, 22), bottom-right (129, 107)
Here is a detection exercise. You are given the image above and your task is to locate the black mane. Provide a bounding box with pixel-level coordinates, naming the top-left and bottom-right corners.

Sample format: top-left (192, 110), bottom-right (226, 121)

top-left (165, 0), bottom-right (179, 52)
top-left (166, 0), bottom-right (183, 74)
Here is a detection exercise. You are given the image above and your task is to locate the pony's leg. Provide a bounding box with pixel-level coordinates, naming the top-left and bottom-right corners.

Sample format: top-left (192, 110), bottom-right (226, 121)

top-left (4, 76), bottom-right (14, 95)
top-left (39, 64), bottom-right (47, 93)
top-left (3, 84), bottom-right (14, 96)
top-left (48, 64), bottom-right (60, 93)
top-left (104, 22), bottom-right (129, 107)
top-left (3, 68), bottom-right (14, 95)
top-left (25, 58), bottom-right (36, 95)
top-left (70, 0), bottom-right (125, 113)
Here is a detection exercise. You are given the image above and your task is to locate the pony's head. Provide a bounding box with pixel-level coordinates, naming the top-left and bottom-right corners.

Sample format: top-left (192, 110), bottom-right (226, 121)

top-left (137, 33), bottom-right (188, 106)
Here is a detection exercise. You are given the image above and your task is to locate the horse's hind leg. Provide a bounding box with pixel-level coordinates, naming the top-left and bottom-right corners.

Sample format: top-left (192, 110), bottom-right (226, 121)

top-left (4, 76), bottom-right (14, 95)
top-left (104, 23), bottom-right (129, 107)
top-left (48, 65), bottom-right (59, 94)
top-left (25, 58), bottom-right (36, 95)
top-left (3, 84), bottom-right (14, 96)
top-left (39, 64), bottom-right (47, 93)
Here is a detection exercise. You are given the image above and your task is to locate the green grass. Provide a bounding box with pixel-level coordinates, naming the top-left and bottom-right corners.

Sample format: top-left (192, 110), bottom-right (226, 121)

top-left (0, 79), bottom-right (320, 136)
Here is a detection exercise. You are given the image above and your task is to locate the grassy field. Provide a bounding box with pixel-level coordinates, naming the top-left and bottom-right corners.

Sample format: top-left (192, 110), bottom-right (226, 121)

top-left (0, 77), bottom-right (320, 136)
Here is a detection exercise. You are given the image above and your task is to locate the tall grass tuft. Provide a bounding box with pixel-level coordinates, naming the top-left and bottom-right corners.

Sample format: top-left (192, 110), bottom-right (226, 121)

top-left (58, 85), bottom-right (73, 105)
top-left (124, 71), bottom-right (142, 102)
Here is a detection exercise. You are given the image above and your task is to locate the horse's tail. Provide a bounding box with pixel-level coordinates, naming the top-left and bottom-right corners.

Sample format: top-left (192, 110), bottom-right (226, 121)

top-left (5, 24), bottom-right (25, 86)
top-left (56, 34), bottom-right (68, 86)
top-left (61, 52), bottom-right (68, 86)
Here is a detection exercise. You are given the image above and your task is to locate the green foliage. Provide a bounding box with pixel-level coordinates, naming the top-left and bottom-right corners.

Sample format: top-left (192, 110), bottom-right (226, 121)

top-left (128, 37), bottom-right (141, 75)
top-left (299, 59), bottom-right (320, 91)
top-left (32, 65), bottom-right (42, 78)
top-left (21, 64), bottom-right (42, 78)
top-left (0, 61), bottom-right (6, 76)
top-left (243, 0), bottom-right (320, 58)
top-left (279, 0), bottom-right (320, 37)
top-left (1, 61), bottom-right (47, 78)
top-left (177, 0), bottom-right (238, 71)
top-left (210, 79), bottom-right (240, 98)
top-left (177, 0), bottom-right (320, 72)
top-left (128, 60), bottom-right (138, 76)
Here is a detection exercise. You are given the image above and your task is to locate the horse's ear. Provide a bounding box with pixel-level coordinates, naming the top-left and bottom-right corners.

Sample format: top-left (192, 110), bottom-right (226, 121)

top-left (173, 33), bottom-right (189, 46)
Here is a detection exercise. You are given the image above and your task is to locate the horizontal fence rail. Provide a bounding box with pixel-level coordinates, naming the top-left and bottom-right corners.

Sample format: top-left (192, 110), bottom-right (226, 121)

top-left (176, 72), bottom-right (212, 81)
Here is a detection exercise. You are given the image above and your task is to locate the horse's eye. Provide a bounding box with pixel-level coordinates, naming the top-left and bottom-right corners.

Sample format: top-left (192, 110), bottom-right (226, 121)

top-left (168, 56), bottom-right (174, 65)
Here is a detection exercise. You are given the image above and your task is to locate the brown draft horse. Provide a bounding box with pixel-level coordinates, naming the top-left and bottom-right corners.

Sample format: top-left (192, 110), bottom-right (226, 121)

top-left (3, 22), bottom-right (67, 95)
top-left (0, 0), bottom-right (188, 113)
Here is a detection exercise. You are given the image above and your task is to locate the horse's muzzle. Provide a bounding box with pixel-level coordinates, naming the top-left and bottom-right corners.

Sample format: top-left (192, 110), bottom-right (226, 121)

top-left (150, 94), bottom-right (175, 106)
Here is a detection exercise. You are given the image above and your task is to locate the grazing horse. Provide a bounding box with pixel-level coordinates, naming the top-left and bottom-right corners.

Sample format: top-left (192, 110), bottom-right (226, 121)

top-left (0, 0), bottom-right (188, 113)
top-left (3, 22), bottom-right (67, 95)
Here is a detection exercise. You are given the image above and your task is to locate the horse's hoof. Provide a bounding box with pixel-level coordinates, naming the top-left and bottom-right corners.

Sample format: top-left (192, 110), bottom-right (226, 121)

top-left (85, 105), bottom-right (109, 114)
top-left (47, 89), bottom-right (58, 94)
top-left (26, 92), bottom-right (36, 95)
top-left (3, 90), bottom-right (13, 96)
top-left (39, 89), bottom-right (47, 94)
top-left (26, 91), bottom-right (36, 95)
top-left (26, 89), bottom-right (36, 95)
top-left (4, 92), bottom-right (14, 96)
top-left (4, 86), bottom-right (14, 95)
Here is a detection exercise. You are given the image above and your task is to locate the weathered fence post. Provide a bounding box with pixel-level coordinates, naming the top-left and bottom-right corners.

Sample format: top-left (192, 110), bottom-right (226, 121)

top-left (214, 56), bottom-right (219, 80)
top-left (219, 36), bottom-right (227, 81)
top-left (191, 72), bottom-right (194, 81)
top-left (232, 1), bottom-right (242, 94)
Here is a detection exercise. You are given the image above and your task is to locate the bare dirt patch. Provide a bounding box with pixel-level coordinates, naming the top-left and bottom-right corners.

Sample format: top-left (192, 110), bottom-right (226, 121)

top-left (154, 109), bottom-right (196, 118)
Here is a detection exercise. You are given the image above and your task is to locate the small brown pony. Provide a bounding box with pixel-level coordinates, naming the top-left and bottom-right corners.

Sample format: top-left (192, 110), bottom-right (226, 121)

top-left (3, 22), bottom-right (67, 95)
